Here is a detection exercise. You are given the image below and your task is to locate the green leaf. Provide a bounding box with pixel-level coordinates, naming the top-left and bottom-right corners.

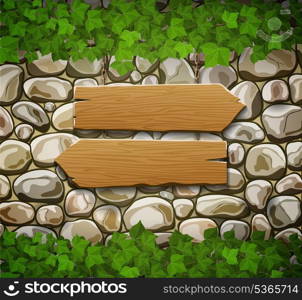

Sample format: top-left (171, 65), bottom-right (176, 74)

top-left (120, 266), bottom-right (140, 278)
top-left (58, 19), bottom-right (74, 35)
top-left (222, 10), bottom-right (239, 29)
top-left (58, 255), bottom-right (74, 272)
top-left (240, 21), bottom-right (259, 38)
top-left (120, 30), bottom-right (141, 47)
top-left (240, 257), bottom-right (259, 275)
top-left (85, 246), bottom-right (104, 269)
top-left (3, 0), bottom-right (16, 10)
top-left (271, 270), bottom-right (283, 278)
top-left (202, 43), bottom-right (231, 67)
top-left (222, 247), bottom-right (239, 265)
top-left (1, 230), bottom-right (17, 246)
top-left (85, 10), bottom-right (104, 33)
top-left (167, 254), bottom-right (186, 276)
top-left (174, 42), bottom-right (193, 58)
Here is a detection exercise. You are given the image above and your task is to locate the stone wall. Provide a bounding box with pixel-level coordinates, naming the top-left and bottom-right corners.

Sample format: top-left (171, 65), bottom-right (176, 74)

top-left (0, 46), bottom-right (301, 245)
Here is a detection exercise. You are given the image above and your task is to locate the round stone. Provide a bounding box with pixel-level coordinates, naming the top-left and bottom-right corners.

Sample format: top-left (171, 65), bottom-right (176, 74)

top-left (245, 180), bottom-right (272, 211)
top-left (274, 228), bottom-right (302, 243)
top-left (286, 142), bottom-right (302, 171)
top-left (0, 106), bottom-right (14, 139)
top-left (199, 65), bottom-right (237, 88)
top-left (262, 79), bottom-right (289, 103)
top-left (251, 214), bottom-right (272, 240)
top-left (0, 64), bottom-right (23, 105)
top-left (223, 122), bottom-right (265, 143)
top-left (65, 189), bottom-right (96, 217)
top-left (135, 56), bottom-right (159, 73)
top-left (123, 197), bottom-right (174, 231)
top-left (205, 168), bottom-right (245, 193)
top-left (14, 170), bottom-right (64, 203)
top-left (0, 175), bottom-right (10, 199)
top-left (289, 74), bottom-right (302, 104)
top-left (105, 130), bottom-right (133, 138)
top-left (74, 78), bottom-right (98, 87)
top-left (161, 131), bottom-right (198, 140)
top-left (0, 224), bottom-right (4, 237)
top-left (245, 144), bottom-right (286, 179)
top-left (138, 185), bottom-right (166, 194)
top-left (96, 187), bottom-right (136, 206)
top-left (67, 58), bottom-right (103, 77)
top-left (228, 143), bottom-right (245, 166)
top-left (44, 102), bottom-right (56, 112)
top-left (73, 129), bottom-right (101, 138)
top-left (173, 199), bottom-right (194, 219)
top-left (31, 133), bottom-right (79, 167)
top-left (27, 52), bottom-right (67, 76)
top-left (179, 218), bottom-right (217, 242)
top-left (24, 77), bottom-right (73, 102)
top-left (133, 131), bottom-right (153, 140)
top-left (262, 104), bottom-right (302, 142)
top-left (36, 205), bottom-right (64, 227)
top-left (12, 101), bottom-right (50, 131)
top-left (159, 191), bottom-right (174, 201)
top-left (196, 195), bottom-right (249, 218)
top-left (199, 133), bottom-right (222, 141)
top-left (220, 220), bottom-right (250, 240)
top-left (0, 140), bottom-right (31, 175)
top-left (172, 184), bottom-right (200, 198)
top-left (267, 196), bottom-right (301, 229)
top-left (239, 48), bottom-right (296, 81)
top-left (55, 165), bottom-right (67, 181)
top-left (275, 173), bottom-right (302, 195)
top-left (160, 58), bottom-right (195, 84)
top-left (142, 75), bottom-right (159, 85)
top-left (93, 205), bottom-right (122, 232)
top-left (130, 70), bottom-right (142, 83)
top-left (60, 220), bottom-right (103, 244)
top-left (0, 201), bottom-right (35, 225)
top-left (14, 124), bottom-right (34, 141)
top-left (14, 226), bottom-right (57, 240)
top-left (231, 81), bottom-right (262, 120)
top-left (52, 103), bottom-right (74, 131)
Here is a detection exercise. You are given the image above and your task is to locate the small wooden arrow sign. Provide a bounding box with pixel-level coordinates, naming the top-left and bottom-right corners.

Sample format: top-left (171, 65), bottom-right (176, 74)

top-left (56, 84), bottom-right (244, 187)
top-left (74, 84), bottom-right (243, 131)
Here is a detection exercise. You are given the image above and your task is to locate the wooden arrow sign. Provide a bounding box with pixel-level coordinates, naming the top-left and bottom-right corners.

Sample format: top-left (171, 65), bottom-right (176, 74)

top-left (56, 84), bottom-right (244, 187)
top-left (74, 84), bottom-right (243, 131)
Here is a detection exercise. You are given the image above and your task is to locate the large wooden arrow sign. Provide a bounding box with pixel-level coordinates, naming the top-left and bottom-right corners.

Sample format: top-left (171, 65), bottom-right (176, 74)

top-left (56, 84), bottom-right (244, 188)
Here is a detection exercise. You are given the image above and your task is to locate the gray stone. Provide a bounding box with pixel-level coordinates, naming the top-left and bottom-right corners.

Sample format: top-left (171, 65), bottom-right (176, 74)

top-left (130, 70), bottom-right (142, 83)
top-left (206, 168), bottom-right (245, 193)
top-left (73, 129), bottom-right (101, 138)
top-left (245, 144), bottom-right (286, 179)
top-left (27, 52), bottom-right (67, 76)
top-left (133, 131), bottom-right (153, 140)
top-left (55, 165), bottom-right (67, 181)
top-left (159, 191), bottom-right (174, 201)
top-left (172, 184), bottom-right (200, 198)
top-left (0, 140), bottom-right (31, 175)
top-left (67, 58), bottom-right (103, 77)
top-left (199, 133), bottom-right (222, 141)
top-left (245, 180), bottom-right (272, 211)
top-left (196, 195), bottom-right (249, 218)
top-left (0, 224), bottom-right (4, 237)
top-left (160, 58), bottom-right (195, 84)
top-left (24, 77), bottom-right (73, 102)
top-left (262, 80), bottom-right (289, 103)
top-left (12, 101), bottom-right (49, 131)
top-left (161, 131), bottom-right (198, 140)
top-left (223, 122), bottom-right (265, 143)
top-left (36, 205), bottom-right (64, 227)
top-left (199, 65), bottom-right (237, 88)
top-left (106, 130), bottom-right (133, 138)
top-left (44, 102), bottom-right (56, 112)
top-left (173, 199), bottom-right (194, 219)
top-left (14, 170), bottom-right (64, 203)
top-left (0, 106), bottom-right (14, 139)
top-left (96, 187), bottom-right (136, 206)
top-left (14, 226), bottom-right (57, 241)
top-left (52, 103), bottom-right (74, 131)
top-left (220, 220), bottom-right (250, 240)
top-left (0, 175), bottom-right (10, 199)
top-left (289, 74), bottom-right (302, 104)
top-left (124, 197), bottom-right (174, 231)
top-left (65, 189), bottom-right (96, 217)
top-left (262, 104), bottom-right (302, 142)
top-left (74, 78), bottom-right (98, 86)
top-left (267, 196), bottom-right (301, 229)
top-left (60, 220), bottom-right (103, 244)
top-left (93, 205), bottom-right (122, 232)
top-left (31, 133), bottom-right (79, 167)
top-left (239, 48), bottom-right (296, 81)
top-left (15, 124), bottom-right (34, 141)
top-left (274, 228), bottom-right (302, 243)
top-left (231, 81), bottom-right (262, 119)
top-left (0, 64), bottom-right (23, 105)
top-left (275, 173), bottom-right (302, 195)
top-left (138, 185), bottom-right (166, 194)
top-left (142, 75), bottom-right (159, 85)
top-left (135, 56), bottom-right (159, 73)
top-left (286, 142), bottom-right (302, 171)
top-left (228, 143), bottom-right (245, 166)
top-left (251, 214), bottom-right (272, 240)
top-left (0, 201), bottom-right (35, 225)
top-left (179, 218), bottom-right (217, 242)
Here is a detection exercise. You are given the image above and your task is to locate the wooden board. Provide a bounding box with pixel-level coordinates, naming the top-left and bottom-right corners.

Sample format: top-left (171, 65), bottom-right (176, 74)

top-left (74, 84), bottom-right (244, 131)
top-left (56, 140), bottom-right (227, 187)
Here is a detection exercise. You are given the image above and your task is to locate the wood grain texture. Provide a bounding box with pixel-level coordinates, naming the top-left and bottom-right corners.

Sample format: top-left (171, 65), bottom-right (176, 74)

top-left (74, 84), bottom-right (244, 131)
top-left (56, 140), bottom-right (227, 187)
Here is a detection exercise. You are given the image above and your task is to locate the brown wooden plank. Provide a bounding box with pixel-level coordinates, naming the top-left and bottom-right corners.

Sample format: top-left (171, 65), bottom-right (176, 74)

top-left (74, 84), bottom-right (244, 131)
top-left (56, 140), bottom-right (227, 187)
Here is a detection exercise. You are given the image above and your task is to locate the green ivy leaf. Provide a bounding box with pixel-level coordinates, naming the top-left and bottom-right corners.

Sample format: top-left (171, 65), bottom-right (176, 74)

top-left (202, 43), bottom-right (231, 67)
top-left (222, 10), bottom-right (239, 29)
top-left (58, 255), bottom-right (74, 272)
top-left (3, 0), bottom-right (16, 10)
top-left (174, 42), bottom-right (193, 58)
top-left (120, 266), bottom-right (140, 278)
top-left (58, 19), bottom-right (74, 35)
top-left (85, 246), bottom-right (104, 269)
top-left (120, 30), bottom-right (141, 47)
top-left (167, 254), bottom-right (186, 276)
top-left (85, 10), bottom-right (104, 33)
top-left (222, 247), bottom-right (239, 265)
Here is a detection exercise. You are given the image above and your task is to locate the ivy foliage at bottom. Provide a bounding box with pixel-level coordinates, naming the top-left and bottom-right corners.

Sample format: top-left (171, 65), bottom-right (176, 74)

top-left (0, 222), bottom-right (301, 278)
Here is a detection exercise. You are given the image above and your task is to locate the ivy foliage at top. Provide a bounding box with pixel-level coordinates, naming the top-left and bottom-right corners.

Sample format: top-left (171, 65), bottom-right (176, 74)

top-left (1, 0), bottom-right (302, 73)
